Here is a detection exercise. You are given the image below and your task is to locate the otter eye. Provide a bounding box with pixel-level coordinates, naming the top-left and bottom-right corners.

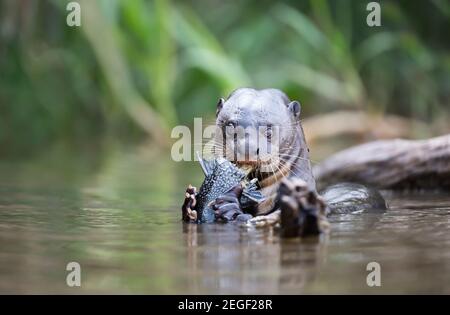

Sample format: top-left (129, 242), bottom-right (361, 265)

top-left (224, 121), bottom-right (236, 129)
top-left (223, 121), bottom-right (236, 135)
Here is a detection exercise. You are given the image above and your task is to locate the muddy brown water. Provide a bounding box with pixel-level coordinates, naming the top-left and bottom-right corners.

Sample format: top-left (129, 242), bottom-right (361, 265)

top-left (0, 145), bottom-right (449, 294)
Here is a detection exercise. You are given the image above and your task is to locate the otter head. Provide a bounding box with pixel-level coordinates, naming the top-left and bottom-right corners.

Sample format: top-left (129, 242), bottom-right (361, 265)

top-left (213, 88), bottom-right (302, 174)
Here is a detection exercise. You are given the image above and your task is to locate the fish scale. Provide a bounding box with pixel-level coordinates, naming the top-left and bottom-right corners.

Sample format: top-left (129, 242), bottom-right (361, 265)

top-left (195, 155), bottom-right (265, 223)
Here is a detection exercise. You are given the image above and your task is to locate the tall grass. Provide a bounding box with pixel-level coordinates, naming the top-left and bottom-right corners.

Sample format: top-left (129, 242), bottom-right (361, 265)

top-left (1, 0), bottom-right (449, 154)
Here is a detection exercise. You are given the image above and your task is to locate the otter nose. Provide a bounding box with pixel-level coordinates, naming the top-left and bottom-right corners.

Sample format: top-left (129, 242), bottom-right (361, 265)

top-left (235, 136), bottom-right (259, 162)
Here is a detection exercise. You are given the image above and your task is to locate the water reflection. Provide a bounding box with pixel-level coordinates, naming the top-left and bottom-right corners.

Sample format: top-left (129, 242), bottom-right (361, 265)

top-left (182, 222), bottom-right (330, 294)
top-left (1, 144), bottom-right (450, 293)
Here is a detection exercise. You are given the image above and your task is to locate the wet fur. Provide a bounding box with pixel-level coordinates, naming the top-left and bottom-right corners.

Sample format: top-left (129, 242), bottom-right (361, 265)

top-left (213, 88), bottom-right (315, 216)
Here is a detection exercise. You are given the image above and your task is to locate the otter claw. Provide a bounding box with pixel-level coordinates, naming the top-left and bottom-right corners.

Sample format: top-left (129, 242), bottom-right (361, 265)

top-left (213, 199), bottom-right (242, 222)
top-left (210, 184), bottom-right (244, 222)
top-left (182, 185), bottom-right (197, 222)
top-left (187, 208), bottom-right (197, 221)
top-left (247, 210), bottom-right (281, 227)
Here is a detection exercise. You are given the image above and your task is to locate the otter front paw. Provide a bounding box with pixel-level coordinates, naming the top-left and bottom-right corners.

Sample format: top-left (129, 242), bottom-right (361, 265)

top-left (279, 178), bottom-right (330, 237)
top-left (212, 184), bottom-right (244, 222)
top-left (181, 185), bottom-right (197, 222)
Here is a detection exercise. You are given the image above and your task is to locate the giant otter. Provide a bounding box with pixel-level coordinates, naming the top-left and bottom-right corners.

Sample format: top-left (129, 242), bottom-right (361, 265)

top-left (182, 88), bottom-right (386, 236)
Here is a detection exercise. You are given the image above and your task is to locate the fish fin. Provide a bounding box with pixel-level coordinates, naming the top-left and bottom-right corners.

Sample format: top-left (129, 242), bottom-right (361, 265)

top-left (242, 189), bottom-right (265, 203)
top-left (241, 178), bottom-right (266, 203)
top-left (196, 151), bottom-right (215, 176)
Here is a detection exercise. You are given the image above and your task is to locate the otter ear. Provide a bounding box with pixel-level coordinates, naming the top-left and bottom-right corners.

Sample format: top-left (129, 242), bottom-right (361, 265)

top-left (216, 98), bottom-right (225, 117)
top-left (288, 100), bottom-right (301, 118)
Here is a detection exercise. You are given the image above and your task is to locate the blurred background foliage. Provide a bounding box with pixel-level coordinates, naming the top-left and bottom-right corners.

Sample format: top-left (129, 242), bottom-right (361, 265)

top-left (1, 0), bottom-right (450, 156)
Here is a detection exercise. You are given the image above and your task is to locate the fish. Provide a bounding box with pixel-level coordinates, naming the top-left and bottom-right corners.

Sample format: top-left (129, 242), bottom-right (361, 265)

top-left (195, 152), bottom-right (265, 223)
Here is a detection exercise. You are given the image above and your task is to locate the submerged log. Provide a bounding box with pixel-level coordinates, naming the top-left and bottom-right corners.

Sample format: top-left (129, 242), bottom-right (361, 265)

top-left (313, 134), bottom-right (450, 190)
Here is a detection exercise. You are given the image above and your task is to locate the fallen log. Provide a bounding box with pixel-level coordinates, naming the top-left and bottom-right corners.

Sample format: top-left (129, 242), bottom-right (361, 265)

top-left (303, 110), bottom-right (431, 143)
top-left (313, 134), bottom-right (450, 190)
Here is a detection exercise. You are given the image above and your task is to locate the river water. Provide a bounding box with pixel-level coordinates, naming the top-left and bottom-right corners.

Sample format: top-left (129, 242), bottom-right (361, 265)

top-left (0, 144), bottom-right (449, 294)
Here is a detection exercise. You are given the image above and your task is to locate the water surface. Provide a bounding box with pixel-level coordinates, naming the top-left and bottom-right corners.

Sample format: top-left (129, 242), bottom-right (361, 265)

top-left (1, 144), bottom-right (449, 294)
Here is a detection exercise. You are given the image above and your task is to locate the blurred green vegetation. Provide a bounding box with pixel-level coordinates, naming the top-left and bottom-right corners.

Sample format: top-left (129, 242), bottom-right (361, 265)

top-left (1, 0), bottom-right (449, 155)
